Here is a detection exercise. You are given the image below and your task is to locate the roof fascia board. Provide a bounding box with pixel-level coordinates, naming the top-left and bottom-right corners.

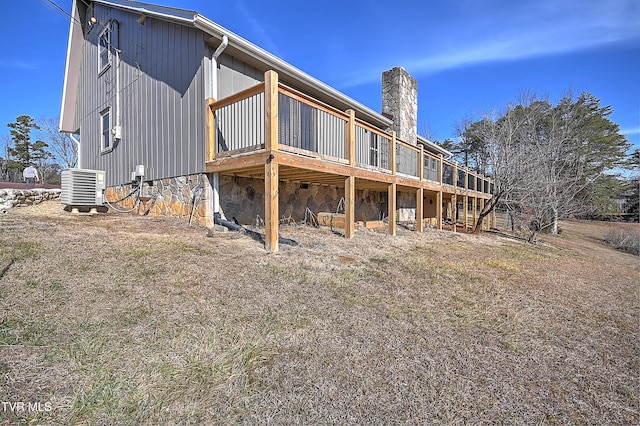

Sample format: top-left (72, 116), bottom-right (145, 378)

top-left (417, 136), bottom-right (453, 158)
top-left (60, 0), bottom-right (82, 132)
top-left (65, 0), bottom-right (392, 129)
top-left (192, 15), bottom-right (391, 127)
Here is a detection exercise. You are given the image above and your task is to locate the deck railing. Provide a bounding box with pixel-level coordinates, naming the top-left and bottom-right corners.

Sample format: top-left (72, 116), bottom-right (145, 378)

top-left (396, 143), bottom-right (420, 178)
top-left (423, 153), bottom-right (439, 183)
top-left (206, 73), bottom-right (492, 195)
top-left (354, 121), bottom-right (391, 172)
top-left (278, 86), bottom-right (348, 161)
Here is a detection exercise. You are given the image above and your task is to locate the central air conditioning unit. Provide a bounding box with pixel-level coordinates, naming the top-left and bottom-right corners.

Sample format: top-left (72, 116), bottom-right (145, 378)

top-left (61, 169), bottom-right (106, 206)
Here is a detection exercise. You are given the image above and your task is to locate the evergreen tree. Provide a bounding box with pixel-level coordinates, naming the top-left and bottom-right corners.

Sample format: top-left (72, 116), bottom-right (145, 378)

top-left (7, 115), bottom-right (50, 170)
top-left (625, 148), bottom-right (639, 216)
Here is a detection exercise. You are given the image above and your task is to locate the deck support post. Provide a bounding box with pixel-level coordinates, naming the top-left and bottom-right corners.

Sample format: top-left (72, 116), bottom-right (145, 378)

top-left (265, 161), bottom-right (279, 252)
top-left (491, 208), bottom-right (496, 230)
top-left (417, 146), bottom-right (424, 233)
top-left (463, 195), bottom-right (468, 231)
top-left (345, 175), bottom-right (355, 239)
top-left (479, 198), bottom-right (485, 232)
top-left (388, 183), bottom-right (396, 236)
top-left (472, 197), bottom-right (477, 231)
top-left (264, 70), bottom-right (279, 252)
top-left (436, 191), bottom-right (443, 230)
top-left (451, 194), bottom-right (457, 232)
top-left (463, 167), bottom-right (469, 231)
top-left (416, 187), bottom-right (424, 232)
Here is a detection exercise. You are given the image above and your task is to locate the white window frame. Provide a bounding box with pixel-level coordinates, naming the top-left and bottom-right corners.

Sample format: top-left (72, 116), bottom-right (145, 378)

top-left (98, 23), bottom-right (112, 74)
top-left (100, 108), bottom-right (113, 153)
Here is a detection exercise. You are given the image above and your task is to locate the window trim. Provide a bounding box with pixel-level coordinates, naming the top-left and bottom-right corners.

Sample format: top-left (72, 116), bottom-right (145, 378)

top-left (100, 108), bottom-right (113, 153)
top-left (98, 23), bottom-right (112, 74)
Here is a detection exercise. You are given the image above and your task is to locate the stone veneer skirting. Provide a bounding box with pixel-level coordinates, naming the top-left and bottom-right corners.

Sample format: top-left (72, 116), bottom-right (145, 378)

top-left (104, 173), bottom-right (424, 228)
top-left (105, 174), bottom-right (213, 227)
top-left (219, 175), bottom-right (418, 225)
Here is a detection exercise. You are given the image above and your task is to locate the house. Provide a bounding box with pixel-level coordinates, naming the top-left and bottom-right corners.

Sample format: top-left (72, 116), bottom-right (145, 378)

top-left (60, 0), bottom-right (493, 252)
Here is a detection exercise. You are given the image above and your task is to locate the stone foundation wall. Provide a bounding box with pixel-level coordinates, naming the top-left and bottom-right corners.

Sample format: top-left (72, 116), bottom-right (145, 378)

top-left (0, 188), bottom-right (62, 213)
top-left (219, 175), bottom-right (419, 225)
top-left (105, 174), bottom-right (213, 227)
top-left (103, 173), bottom-right (426, 228)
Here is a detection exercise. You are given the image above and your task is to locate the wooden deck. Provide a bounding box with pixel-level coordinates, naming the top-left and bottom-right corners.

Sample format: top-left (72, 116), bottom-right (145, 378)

top-left (205, 71), bottom-right (493, 251)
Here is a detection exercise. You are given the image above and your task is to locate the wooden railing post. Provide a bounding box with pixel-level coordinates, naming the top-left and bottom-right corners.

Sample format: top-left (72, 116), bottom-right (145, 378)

top-left (264, 70), bottom-right (279, 252)
top-left (205, 98), bottom-right (216, 162)
top-left (453, 161), bottom-right (458, 188)
top-left (265, 70), bottom-right (279, 152)
top-left (438, 154), bottom-right (444, 184)
top-left (418, 145), bottom-right (424, 182)
top-left (346, 109), bottom-right (356, 166)
top-left (390, 131), bottom-right (397, 176)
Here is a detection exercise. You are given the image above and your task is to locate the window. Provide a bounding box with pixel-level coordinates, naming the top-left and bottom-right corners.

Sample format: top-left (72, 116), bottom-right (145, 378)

top-left (98, 24), bottom-right (111, 73)
top-left (100, 108), bottom-right (112, 152)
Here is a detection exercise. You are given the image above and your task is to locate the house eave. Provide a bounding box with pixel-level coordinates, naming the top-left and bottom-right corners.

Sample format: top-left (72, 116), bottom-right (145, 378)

top-left (60, 0), bottom-right (392, 133)
top-left (192, 15), bottom-right (392, 129)
top-left (417, 135), bottom-right (453, 158)
top-left (59, 0), bottom-right (82, 133)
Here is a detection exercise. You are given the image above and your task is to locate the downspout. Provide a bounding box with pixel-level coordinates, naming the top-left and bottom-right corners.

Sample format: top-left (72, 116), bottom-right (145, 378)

top-left (210, 35), bottom-right (228, 220)
top-left (70, 133), bottom-right (81, 169)
top-left (113, 21), bottom-right (122, 142)
top-left (115, 48), bottom-right (122, 138)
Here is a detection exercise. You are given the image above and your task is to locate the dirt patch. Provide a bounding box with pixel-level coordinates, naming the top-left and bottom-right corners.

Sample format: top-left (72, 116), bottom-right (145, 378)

top-left (1, 202), bottom-right (638, 424)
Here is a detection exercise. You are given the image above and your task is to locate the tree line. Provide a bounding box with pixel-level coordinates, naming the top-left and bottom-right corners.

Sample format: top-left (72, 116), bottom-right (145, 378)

top-left (429, 91), bottom-right (637, 241)
top-left (1, 115), bottom-right (78, 185)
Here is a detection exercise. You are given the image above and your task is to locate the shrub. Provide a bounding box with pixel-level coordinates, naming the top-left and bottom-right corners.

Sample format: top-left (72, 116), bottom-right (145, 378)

top-left (604, 227), bottom-right (640, 255)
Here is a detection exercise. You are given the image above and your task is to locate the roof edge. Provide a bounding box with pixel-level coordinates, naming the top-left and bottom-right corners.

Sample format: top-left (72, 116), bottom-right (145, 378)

top-left (417, 135), bottom-right (453, 158)
top-left (61, 0), bottom-right (393, 130)
top-left (192, 14), bottom-right (391, 127)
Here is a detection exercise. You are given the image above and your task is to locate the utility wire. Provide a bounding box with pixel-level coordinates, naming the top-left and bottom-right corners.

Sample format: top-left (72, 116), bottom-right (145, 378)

top-left (36, 0), bottom-right (82, 26)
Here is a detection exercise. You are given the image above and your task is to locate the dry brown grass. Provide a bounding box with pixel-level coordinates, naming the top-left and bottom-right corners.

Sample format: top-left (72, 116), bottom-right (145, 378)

top-left (1, 203), bottom-right (638, 424)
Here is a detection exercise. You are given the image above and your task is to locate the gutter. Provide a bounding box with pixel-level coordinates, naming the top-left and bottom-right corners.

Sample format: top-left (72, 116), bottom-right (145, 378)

top-left (417, 136), bottom-right (453, 159)
top-left (83, 1), bottom-right (393, 129)
top-left (191, 15), bottom-right (392, 128)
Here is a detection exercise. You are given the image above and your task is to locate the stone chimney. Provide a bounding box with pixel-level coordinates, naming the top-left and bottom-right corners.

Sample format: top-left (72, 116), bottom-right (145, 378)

top-left (381, 67), bottom-right (418, 146)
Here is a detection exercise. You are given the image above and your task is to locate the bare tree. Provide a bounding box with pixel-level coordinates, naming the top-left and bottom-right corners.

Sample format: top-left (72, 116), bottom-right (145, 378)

top-left (467, 92), bottom-right (629, 241)
top-left (36, 116), bottom-right (78, 169)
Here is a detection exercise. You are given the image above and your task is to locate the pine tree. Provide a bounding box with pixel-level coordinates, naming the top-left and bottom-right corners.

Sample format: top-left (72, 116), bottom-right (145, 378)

top-left (6, 115), bottom-right (50, 170)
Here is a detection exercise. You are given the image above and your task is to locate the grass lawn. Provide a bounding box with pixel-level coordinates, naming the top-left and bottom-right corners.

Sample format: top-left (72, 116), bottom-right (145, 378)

top-left (1, 202), bottom-right (638, 424)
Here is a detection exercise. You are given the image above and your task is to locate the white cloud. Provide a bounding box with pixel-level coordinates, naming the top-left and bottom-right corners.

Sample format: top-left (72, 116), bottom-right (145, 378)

top-left (340, 0), bottom-right (640, 87)
top-left (234, 0), bottom-right (280, 56)
top-left (0, 59), bottom-right (36, 70)
top-left (621, 127), bottom-right (640, 136)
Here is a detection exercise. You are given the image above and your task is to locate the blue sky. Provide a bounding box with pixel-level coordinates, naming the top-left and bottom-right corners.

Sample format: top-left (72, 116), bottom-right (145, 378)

top-left (1, 0), bottom-right (639, 152)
